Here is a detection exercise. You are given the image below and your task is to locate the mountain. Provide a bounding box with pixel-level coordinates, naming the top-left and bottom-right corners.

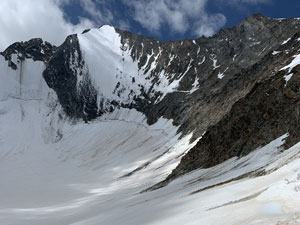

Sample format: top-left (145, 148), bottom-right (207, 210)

top-left (1, 14), bottom-right (300, 224)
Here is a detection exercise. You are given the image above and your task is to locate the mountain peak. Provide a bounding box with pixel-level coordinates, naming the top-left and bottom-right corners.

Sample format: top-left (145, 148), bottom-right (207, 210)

top-left (2, 13), bottom-right (300, 225)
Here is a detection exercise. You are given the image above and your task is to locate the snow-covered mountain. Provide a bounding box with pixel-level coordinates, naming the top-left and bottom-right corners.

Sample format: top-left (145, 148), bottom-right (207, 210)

top-left (1, 14), bottom-right (300, 224)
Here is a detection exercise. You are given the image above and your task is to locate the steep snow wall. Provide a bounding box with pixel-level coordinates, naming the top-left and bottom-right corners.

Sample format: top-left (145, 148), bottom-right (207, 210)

top-left (77, 25), bottom-right (182, 103)
top-left (0, 55), bottom-right (48, 101)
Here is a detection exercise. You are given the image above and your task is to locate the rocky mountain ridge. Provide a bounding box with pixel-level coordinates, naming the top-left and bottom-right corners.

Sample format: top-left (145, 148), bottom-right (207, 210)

top-left (2, 14), bottom-right (300, 186)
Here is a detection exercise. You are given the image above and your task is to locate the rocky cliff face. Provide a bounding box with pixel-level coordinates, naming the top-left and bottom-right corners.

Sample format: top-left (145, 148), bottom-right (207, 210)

top-left (118, 14), bottom-right (300, 139)
top-left (1, 38), bottom-right (56, 69)
top-left (2, 14), bottom-right (300, 187)
top-left (144, 15), bottom-right (300, 138)
top-left (43, 35), bottom-right (99, 121)
top-left (160, 35), bottom-right (300, 187)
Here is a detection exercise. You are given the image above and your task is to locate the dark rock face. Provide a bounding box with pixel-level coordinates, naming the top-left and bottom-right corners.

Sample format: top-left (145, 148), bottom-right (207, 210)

top-left (159, 33), bottom-right (300, 186)
top-left (117, 14), bottom-right (300, 139)
top-left (0, 38), bottom-right (56, 69)
top-left (43, 35), bottom-right (99, 120)
top-left (169, 66), bottom-right (300, 177)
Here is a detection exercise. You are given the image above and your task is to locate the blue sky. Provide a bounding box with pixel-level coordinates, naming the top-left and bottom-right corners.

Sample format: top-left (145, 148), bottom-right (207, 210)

top-left (61, 0), bottom-right (300, 42)
top-left (0, 0), bottom-right (300, 50)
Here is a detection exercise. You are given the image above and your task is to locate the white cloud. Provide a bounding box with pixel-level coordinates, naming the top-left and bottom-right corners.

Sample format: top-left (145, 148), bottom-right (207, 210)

top-left (0, 0), bottom-right (273, 51)
top-left (78, 0), bottom-right (113, 25)
top-left (0, 0), bottom-right (94, 51)
top-left (193, 14), bottom-right (227, 37)
top-left (118, 20), bottom-right (131, 31)
top-left (123, 0), bottom-right (226, 37)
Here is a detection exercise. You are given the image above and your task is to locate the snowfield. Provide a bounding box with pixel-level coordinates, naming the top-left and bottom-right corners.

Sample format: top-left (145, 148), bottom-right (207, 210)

top-left (1, 95), bottom-right (300, 225)
top-left (1, 26), bottom-right (300, 225)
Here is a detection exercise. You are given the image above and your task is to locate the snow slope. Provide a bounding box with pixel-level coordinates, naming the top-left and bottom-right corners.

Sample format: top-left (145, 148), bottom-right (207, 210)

top-left (1, 94), bottom-right (300, 225)
top-left (76, 25), bottom-right (183, 105)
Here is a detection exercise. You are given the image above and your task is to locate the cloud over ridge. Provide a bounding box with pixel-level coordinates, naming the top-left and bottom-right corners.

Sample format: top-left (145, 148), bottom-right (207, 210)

top-left (0, 0), bottom-right (273, 51)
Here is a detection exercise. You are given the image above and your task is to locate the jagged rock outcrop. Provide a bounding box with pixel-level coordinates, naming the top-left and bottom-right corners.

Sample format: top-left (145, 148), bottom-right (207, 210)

top-left (43, 35), bottom-right (99, 120)
top-left (0, 38), bottom-right (56, 69)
